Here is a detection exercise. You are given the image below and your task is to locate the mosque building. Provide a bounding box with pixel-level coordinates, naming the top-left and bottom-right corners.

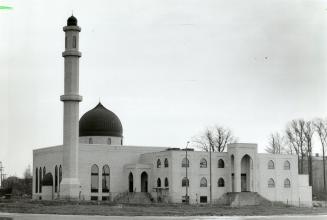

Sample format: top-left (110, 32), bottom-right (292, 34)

top-left (33, 16), bottom-right (312, 206)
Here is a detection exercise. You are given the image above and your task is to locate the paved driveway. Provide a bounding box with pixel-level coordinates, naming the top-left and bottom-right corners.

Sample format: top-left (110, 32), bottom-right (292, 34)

top-left (1, 213), bottom-right (327, 220)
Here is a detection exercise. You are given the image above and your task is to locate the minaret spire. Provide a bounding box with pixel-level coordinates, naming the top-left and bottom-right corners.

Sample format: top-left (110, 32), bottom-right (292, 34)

top-left (60, 15), bottom-right (82, 199)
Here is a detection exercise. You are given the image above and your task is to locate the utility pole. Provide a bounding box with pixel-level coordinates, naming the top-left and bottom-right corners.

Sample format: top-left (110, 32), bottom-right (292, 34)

top-left (209, 143), bottom-right (212, 204)
top-left (185, 141), bottom-right (190, 204)
top-left (0, 161), bottom-right (4, 188)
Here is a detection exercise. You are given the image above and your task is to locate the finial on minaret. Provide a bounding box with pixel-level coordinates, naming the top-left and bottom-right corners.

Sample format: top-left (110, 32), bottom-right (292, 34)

top-left (67, 14), bottom-right (77, 26)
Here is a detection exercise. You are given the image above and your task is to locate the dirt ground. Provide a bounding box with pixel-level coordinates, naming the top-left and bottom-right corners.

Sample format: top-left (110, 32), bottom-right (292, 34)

top-left (1, 200), bottom-right (327, 216)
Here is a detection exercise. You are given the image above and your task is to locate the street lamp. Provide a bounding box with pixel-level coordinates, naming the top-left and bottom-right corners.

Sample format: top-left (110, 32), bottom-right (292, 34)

top-left (185, 141), bottom-right (190, 204)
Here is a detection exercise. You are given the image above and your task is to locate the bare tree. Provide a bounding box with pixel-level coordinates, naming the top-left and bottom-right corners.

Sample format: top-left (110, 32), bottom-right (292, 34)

top-left (303, 120), bottom-right (314, 186)
top-left (285, 119), bottom-right (306, 174)
top-left (265, 132), bottom-right (285, 154)
top-left (193, 125), bottom-right (237, 152)
top-left (314, 118), bottom-right (327, 192)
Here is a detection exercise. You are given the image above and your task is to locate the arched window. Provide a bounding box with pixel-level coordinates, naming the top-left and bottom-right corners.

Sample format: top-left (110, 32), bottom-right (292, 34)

top-left (157, 159), bottom-right (161, 168)
top-left (284, 161), bottom-right (290, 170)
top-left (73, 36), bottom-right (76, 48)
top-left (39, 167), bottom-right (42, 193)
top-left (91, 164), bottom-right (99, 192)
top-left (200, 177), bottom-right (207, 187)
top-left (268, 178), bottom-right (275, 188)
top-left (182, 177), bottom-right (189, 187)
top-left (218, 159), bottom-right (225, 168)
top-left (102, 165), bottom-right (110, 193)
top-left (218, 178), bottom-right (225, 187)
top-left (268, 160), bottom-right (275, 169)
top-left (59, 165), bottom-right (62, 192)
top-left (89, 138), bottom-right (93, 144)
top-left (55, 165), bottom-right (58, 193)
top-left (107, 138), bottom-right (111, 145)
top-left (182, 158), bottom-right (189, 167)
top-left (128, 172), bottom-right (133, 192)
top-left (284, 178), bottom-right (291, 188)
top-left (59, 165), bottom-right (62, 184)
top-left (43, 167), bottom-right (46, 177)
top-left (157, 178), bottom-right (161, 187)
top-left (35, 168), bottom-right (38, 193)
top-left (200, 158), bottom-right (207, 168)
top-left (65, 37), bottom-right (67, 49)
top-left (165, 177), bottom-right (169, 187)
top-left (164, 158), bottom-right (168, 167)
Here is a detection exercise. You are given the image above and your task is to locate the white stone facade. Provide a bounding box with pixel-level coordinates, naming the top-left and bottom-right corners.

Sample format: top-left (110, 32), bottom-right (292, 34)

top-left (33, 143), bottom-right (312, 206)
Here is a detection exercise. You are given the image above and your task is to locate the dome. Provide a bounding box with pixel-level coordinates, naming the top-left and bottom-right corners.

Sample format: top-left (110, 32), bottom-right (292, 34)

top-left (42, 173), bottom-right (53, 186)
top-left (79, 102), bottom-right (123, 137)
top-left (67, 15), bottom-right (77, 26)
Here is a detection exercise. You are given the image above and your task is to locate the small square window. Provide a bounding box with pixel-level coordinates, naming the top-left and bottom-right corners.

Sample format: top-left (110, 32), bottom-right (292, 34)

top-left (200, 196), bottom-right (207, 203)
top-left (91, 196), bottom-right (98, 201)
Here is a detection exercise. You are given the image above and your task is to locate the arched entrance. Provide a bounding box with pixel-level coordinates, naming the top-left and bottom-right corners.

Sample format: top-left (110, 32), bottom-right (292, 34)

top-left (141, 171), bottom-right (148, 192)
top-left (241, 154), bottom-right (252, 192)
top-left (42, 172), bottom-right (54, 200)
top-left (128, 172), bottom-right (133, 192)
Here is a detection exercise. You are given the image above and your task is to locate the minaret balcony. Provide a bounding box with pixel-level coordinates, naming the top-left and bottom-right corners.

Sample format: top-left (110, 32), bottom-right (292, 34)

top-left (63, 26), bottom-right (81, 32)
top-left (60, 95), bottom-right (83, 102)
top-left (62, 50), bottom-right (82, 57)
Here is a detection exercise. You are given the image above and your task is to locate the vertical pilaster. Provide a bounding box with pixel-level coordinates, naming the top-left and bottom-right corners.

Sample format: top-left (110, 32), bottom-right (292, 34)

top-left (234, 155), bottom-right (241, 192)
top-left (135, 169), bottom-right (141, 192)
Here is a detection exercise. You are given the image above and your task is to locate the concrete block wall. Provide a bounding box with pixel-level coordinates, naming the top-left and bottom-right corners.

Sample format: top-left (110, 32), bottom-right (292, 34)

top-left (33, 145), bottom-right (63, 200)
top-left (140, 151), bottom-right (172, 202)
top-left (78, 144), bottom-right (165, 200)
top-left (169, 150), bottom-right (228, 204)
top-left (257, 154), bottom-right (311, 206)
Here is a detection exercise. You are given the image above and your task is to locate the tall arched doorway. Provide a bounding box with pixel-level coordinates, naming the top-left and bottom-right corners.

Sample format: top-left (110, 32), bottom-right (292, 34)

top-left (241, 154), bottom-right (253, 192)
top-left (128, 172), bottom-right (133, 192)
top-left (141, 171), bottom-right (148, 193)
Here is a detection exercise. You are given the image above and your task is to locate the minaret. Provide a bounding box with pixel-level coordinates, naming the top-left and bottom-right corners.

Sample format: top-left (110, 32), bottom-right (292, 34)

top-left (60, 15), bottom-right (82, 199)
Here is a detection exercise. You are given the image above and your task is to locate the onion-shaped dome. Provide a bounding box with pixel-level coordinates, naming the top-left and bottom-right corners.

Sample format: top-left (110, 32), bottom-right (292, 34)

top-left (79, 102), bottom-right (123, 137)
top-left (42, 173), bottom-right (53, 186)
top-left (67, 15), bottom-right (77, 26)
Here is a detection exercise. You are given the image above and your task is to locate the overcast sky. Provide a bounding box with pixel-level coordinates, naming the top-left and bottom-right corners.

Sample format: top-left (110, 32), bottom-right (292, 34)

top-left (1, 0), bottom-right (327, 177)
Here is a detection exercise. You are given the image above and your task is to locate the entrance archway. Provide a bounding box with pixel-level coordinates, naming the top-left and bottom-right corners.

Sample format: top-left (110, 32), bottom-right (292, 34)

top-left (141, 172), bottom-right (148, 192)
top-left (240, 154), bottom-right (252, 192)
top-left (128, 172), bottom-right (133, 192)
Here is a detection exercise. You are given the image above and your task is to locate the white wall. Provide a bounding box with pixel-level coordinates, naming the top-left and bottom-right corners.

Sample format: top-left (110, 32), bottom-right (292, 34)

top-left (33, 143), bottom-right (312, 206)
top-left (33, 145), bottom-right (63, 199)
top-left (77, 144), bottom-right (165, 200)
top-left (257, 154), bottom-right (312, 206)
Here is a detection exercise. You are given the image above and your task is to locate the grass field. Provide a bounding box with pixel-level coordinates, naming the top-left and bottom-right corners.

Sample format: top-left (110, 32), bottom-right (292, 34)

top-left (1, 200), bottom-right (327, 216)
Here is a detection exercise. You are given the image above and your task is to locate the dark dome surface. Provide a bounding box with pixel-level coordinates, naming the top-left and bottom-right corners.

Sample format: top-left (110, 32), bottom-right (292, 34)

top-left (79, 102), bottom-right (123, 137)
top-left (67, 15), bottom-right (77, 26)
top-left (42, 173), bottom-right (53, 186)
